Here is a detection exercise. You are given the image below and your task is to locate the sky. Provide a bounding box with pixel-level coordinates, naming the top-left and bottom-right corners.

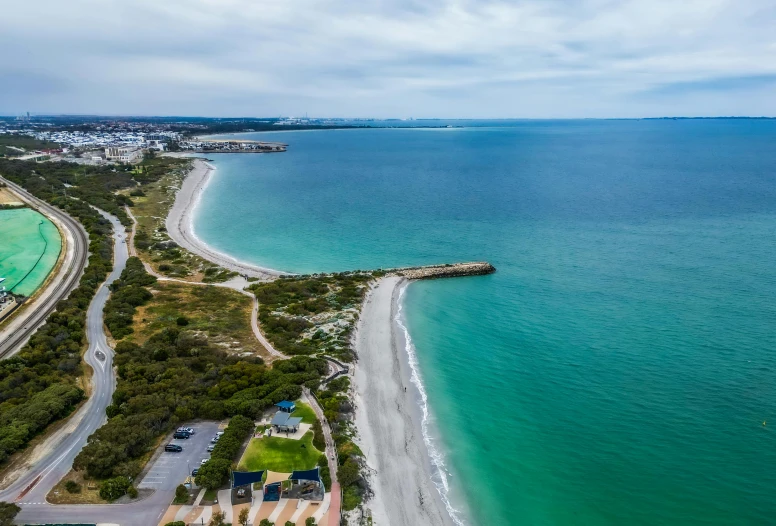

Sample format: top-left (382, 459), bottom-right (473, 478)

top-left (1, 0), bottom-right (775, 118)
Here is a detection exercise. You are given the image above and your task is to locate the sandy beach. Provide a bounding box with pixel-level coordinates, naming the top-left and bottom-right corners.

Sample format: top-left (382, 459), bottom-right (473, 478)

top-left (167, 156), bottom-right (457, 526)
top-left (165, 157), bottom-right (283, 280)
top-left (354, 277), bottom-right (455, 526)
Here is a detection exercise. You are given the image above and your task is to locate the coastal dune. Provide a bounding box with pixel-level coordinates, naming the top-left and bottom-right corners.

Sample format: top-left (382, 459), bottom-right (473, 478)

top-left (354, 277), bottom-right (454, 526)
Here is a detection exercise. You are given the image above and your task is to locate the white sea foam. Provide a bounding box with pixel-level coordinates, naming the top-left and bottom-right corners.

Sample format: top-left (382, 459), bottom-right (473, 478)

top-left (394, 282), bottom-right (467, 526)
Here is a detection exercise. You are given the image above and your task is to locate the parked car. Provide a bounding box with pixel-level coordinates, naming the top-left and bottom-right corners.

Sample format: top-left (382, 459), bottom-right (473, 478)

top-left (210, 436), bottom-right (219, 443)
top-left (207, 444), bottom-right (215, 452)
top-left (164, 444), bottom-right (183, 452)
top-left (216, 431), bottom-right (224, 437)
top-left (173, 431), bottom-right (190, 439)
top-left (200, 458), bottom-right (209, 465)
top-left (191, 468), bottom-right (199, 476)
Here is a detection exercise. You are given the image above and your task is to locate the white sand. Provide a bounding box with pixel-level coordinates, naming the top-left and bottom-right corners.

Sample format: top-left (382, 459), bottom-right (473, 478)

top-left (354, 277), bottom-right (454, 526)
top-left (165, 158), bottom-right (283, 280)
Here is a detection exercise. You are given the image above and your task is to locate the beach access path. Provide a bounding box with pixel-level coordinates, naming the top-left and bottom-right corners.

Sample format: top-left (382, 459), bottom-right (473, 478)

top-left (165, 157), bottom-right (282, 280)
top-left (354, 277), bottom-right (454, 526)
top-left (126, 206), bottom-right (287, 361)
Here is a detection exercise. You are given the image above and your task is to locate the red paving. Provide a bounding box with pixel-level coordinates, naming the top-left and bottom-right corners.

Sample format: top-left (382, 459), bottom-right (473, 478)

top-left (328, 483), bottom-right (341, 526)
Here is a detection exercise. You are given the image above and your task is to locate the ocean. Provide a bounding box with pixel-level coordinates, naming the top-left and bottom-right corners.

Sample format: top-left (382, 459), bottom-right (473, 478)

top-left (196, 120), bottom-right (776, 525)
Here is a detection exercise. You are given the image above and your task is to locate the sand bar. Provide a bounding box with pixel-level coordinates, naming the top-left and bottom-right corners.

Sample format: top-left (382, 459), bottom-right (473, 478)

top-left (354, 277), bottom-right (454, 526)
top-left (165, 158), bottom-right (283, 280)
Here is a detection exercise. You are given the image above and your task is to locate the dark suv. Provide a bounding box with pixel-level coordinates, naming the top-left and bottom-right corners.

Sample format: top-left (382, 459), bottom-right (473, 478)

top-left (173, 431), bottom-right (190, 439)
top-left (164, 444), bottom-right (183, 452)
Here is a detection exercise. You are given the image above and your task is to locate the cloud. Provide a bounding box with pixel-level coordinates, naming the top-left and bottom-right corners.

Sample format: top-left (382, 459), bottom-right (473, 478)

top-left (0, 0), bottom-right (774, 117)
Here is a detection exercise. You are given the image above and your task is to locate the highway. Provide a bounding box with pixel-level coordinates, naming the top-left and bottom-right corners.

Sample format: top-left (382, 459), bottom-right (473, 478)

top-left (0, 175), bottom-right (90, 358)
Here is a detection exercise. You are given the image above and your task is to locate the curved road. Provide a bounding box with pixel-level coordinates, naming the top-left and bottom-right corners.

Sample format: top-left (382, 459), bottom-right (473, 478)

top-left (0, 209), bottom-right (148, 524)
top-left (0, 176), bottom-right (90, 358)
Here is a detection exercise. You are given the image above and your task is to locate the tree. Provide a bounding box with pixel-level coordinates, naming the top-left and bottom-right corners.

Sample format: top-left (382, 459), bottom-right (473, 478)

top-left (305, 517), bottom-right (317, 526)
top-left (99, 476), bottom-right (131, 501)
top-left (259, 520), bottom-right (274, 526)
top-left (209, 511), bottom-right (226, 526)
top-left (0, 502), bottom-right (20, 526)
top-left (174, 484), bottom-right (189, 504)
top-left (238, 507), bottom-right (250, 526)
top-left (194, 458), bottom-right (232, 490)
top-left (337, 457), bottom-right (361, 488)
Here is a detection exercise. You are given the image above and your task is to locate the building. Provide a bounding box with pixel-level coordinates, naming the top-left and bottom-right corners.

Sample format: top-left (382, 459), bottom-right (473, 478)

top-left (105, 146), bottom-right (142, 163)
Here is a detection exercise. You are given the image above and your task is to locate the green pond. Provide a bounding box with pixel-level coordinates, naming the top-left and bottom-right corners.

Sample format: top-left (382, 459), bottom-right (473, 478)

top-left (0, 208), bottom-right (61, 297)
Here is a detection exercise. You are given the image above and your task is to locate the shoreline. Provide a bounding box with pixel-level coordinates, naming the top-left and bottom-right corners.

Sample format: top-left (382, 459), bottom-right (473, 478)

top-left (165, 153), bottom-right (472, 525)
top-left (165, 157), bottom-right (285, 280)
top-left (353, 277), bottom-right (459, 526)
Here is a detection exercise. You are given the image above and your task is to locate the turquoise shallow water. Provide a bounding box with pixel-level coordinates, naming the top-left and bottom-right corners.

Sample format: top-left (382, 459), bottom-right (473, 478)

top-left (197, 120), bottom-right (776, 525)
top-left (0, 207), bottom-right (61, 296)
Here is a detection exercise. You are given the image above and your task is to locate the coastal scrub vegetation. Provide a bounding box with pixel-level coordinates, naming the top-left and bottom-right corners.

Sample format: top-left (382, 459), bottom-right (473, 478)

top-left (0, 175), bottom-right (115, 466)
top-left (103, 257), bottom-right (156, 339)
top-left (250, 273), bottom-right (373, 361)
top-left (72, 261), bottom-right (326, 482)
top-left (126, 158), bottom-right (237, 282)
top-left (0, 158), bottom-right (164, 227)
top-left (0, 134), bottom-right (60, 157)
top-left (129, 281), bottom-right (265, 357)
top-left (249, 273), bottom-right (373, 509)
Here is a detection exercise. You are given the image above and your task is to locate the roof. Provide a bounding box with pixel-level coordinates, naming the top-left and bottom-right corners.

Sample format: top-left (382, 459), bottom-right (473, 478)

top-left (271, 412), bottom-right (302, 428)
top-left (265, 471), bottom-right (291, 485)
top-left (271, 412), bottom-right (290, 426)
top-left (276, 400), bottom-right (296, 409)
top-left (232, 470), bottom-right (264, 488)
top-left (290, 467), bottom-right (321, 483)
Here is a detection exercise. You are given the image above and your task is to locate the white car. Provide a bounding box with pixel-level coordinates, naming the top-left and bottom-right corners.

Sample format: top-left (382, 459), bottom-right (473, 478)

top-left (207, 444), bottom-right (215, 452)
top-left (200, 458), bottom-right (209, 465)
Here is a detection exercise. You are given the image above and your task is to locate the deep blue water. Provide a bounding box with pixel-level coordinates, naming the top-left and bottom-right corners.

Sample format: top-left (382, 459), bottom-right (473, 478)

top-left (196, 120), bottom-right (776, 525)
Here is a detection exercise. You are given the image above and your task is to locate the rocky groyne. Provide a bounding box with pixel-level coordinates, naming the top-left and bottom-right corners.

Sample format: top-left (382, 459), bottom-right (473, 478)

top-left (386, 261), bottom-right (496, 280)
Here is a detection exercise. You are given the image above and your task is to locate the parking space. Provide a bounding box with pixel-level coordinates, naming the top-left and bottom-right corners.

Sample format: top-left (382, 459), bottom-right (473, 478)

top-left (137, 421), bottom-right (222, 490)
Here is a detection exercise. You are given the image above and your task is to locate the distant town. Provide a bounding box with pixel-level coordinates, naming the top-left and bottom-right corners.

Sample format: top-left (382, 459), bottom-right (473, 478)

top-left (0, 115), bottom-right (342, 163)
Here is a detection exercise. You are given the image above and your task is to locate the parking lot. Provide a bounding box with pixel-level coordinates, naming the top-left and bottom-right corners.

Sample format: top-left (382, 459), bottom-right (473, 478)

top-left (138, 421), bottom-right (222, 490)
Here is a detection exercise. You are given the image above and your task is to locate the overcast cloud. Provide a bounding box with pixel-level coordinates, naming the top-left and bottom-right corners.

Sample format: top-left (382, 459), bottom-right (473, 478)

top-left (2, 0), bottom-right (775, 118)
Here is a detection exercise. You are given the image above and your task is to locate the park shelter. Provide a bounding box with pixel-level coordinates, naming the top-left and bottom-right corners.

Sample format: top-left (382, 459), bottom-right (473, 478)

top-left (276, 400), bottom-right (296, 413)
top-left (231, 470), bottom-right (264, 489)
top-left (288, 467), bottom-right (324, 501)
top-left (263, 471), bottom-right (290, 503)
top-left (271, 411), bottom-right (303, 432)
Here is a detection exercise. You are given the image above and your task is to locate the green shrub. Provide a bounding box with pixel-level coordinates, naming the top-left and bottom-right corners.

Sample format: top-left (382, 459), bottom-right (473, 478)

top-left (127, 485), bottom-right (138, 498)
top-left (174, 484), bottom-right (189, 504)
top-left (99, 476), bottom-right (131, 501)
top-left (64, 480), bottom-right (81, 493)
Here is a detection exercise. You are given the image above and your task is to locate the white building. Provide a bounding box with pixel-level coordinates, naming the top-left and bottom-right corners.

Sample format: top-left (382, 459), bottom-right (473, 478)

top-left (105, 147), bottom-right (142, 163)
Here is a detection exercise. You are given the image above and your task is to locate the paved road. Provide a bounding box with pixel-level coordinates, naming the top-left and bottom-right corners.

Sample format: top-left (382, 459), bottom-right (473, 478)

top-left (2, 210), bottom-right (223, 526)
top-left (0, 176), bottom-right (90, 358)
top-left (0, 209), bottom-right (137, 523)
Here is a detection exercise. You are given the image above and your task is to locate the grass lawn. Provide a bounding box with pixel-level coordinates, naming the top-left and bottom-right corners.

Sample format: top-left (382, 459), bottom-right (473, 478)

top-left (131, 281), bottom-right (268, 357)
top-left (291, 401), bottom-right (317, 424)
top-left (238, 431), bottom-right (322, 473)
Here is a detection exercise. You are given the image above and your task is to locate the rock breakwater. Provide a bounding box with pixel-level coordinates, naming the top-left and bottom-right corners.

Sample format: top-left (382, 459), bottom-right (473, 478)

top-left (387, 261), bottom-right (496, 280)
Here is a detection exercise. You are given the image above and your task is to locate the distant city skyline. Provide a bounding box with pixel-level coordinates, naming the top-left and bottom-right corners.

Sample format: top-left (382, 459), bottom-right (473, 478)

top-left (2, 0), bottom-right (775, 118)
